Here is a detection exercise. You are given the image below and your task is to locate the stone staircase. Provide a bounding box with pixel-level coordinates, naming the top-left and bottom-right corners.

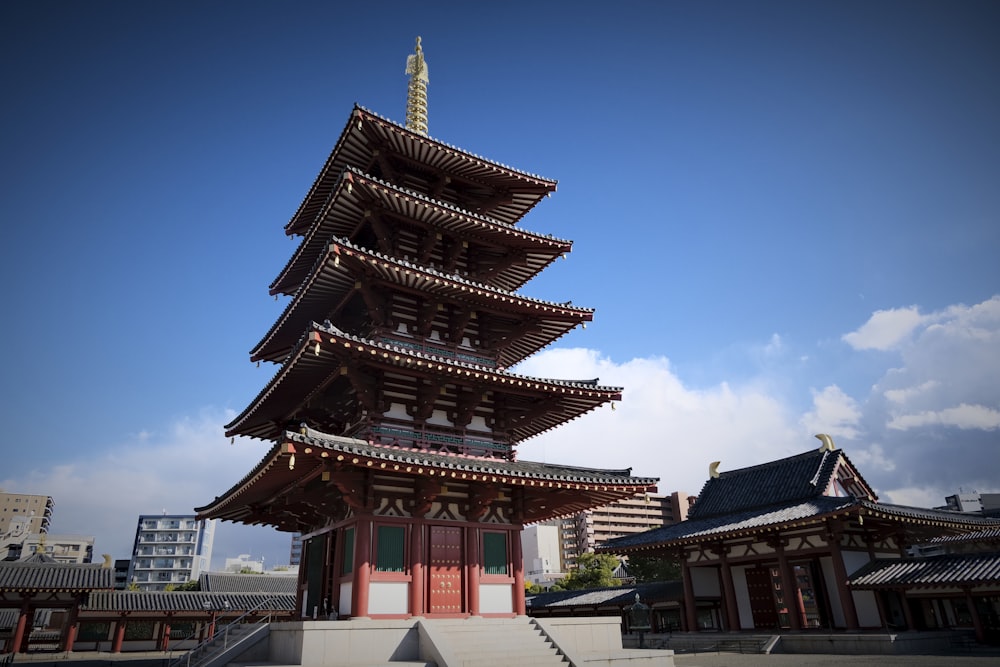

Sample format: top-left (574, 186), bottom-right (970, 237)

top-left (423, 618), bottom-right (569, 667)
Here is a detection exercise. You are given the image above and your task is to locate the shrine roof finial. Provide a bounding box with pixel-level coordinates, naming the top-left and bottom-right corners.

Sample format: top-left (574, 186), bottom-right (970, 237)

top-left (405, 36), bottom-right (429, 136)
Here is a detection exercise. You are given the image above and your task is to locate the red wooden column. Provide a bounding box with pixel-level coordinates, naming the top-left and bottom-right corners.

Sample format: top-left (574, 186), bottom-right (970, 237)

top-left (351, 516), bottom-right (373, 618)
top-left (409, 522), bottom-right (425, 616)
top-left (9, 599), bottom-right (31, 653)
top-left (826, 522), bottom-right (860, 630)
top-left (714, 546), bottom-right (741, 631)
top-left (465, 525), bottom-right (481, 615)
top-left (681, 555), bottom-right (698, 632)
top-left (772, 540), bottom-right (802, 631)
top-left (111, 615), bottom-right (127, 653)
top-left (511, 528), bottom-right (525, 615)
top-left (965, 588), bottom-right (985, 643)
top-left (159, 615), bottom-right (173, 652)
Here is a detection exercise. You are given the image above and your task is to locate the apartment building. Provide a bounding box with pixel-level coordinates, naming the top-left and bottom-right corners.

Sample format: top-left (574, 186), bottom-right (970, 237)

top-left (128, 514), bottom-right (215, 590)
top-left (559, 491), bottom-right (692, 568)
top-left (0, 490), bottom-right (54, 537)
top-left (20, 533), bottom-right (95, 563)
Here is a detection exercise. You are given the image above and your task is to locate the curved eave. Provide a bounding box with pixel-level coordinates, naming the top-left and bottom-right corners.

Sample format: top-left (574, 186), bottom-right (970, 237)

top-left (229, 323), bottom-right (621, 442)
top-left (199, 428), bottom-right (657, 527)
top-left (273, 168), bottom-right (571, 296)
top-left (253, 237), bottom-right (594, 364)
top-left (286, 106), bottom-right (557, 235)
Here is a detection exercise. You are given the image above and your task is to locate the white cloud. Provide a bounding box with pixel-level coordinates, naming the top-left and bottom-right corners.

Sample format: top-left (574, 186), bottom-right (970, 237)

top-left (887, 403), bottom-right (1000, 431)
top-left (842, 305), bottom-right (924, 351)
top-left (883, 380), bottom-right (938, 404)
top-left (513, 348), bottom-right (803, 495)
top-left (799, 385), bottom-right (862, 440)
top-left (0, 409), bottom-right (289, 571)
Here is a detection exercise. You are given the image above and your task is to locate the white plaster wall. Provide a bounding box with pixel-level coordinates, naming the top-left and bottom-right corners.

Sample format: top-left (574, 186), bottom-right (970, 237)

top-left (339, 582), bottom-right (353, 617)
top-left (841, 551), bottom-right (880, 627)
top-left (369, 581), bottom-right (409, 615)
top-left (691, 566), bottom-right (721, 597)
top-left (819, 556), bottom-right (845, 628)
top-left (386, 403), bottom-right (410, 420)
top-left (732, 565), bottom-right (754, 629)
top-left (480, 583), bottom-right (513, 614)
top-left (426, 409), bottom-right (451, 427)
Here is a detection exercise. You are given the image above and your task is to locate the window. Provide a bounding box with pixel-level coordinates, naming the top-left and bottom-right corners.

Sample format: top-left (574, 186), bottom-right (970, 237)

top-left (483, 532), bottom-right (508, 576)
top-left (341, 527), bottom-right (355, 575)
top-left (375, 526), bottom-right (406, 572)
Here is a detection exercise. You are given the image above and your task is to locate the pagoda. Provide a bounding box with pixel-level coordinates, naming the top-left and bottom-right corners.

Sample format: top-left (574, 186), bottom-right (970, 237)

top-left (197, 38), bottom-right (657, 619)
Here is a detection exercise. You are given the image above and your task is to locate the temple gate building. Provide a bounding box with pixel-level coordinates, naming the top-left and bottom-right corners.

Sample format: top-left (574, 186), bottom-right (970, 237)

top-left (196, 39), bottom-right (656, 620)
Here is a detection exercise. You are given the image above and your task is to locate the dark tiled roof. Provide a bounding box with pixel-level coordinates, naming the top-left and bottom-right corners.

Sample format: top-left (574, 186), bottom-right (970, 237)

top-left (200, 572), bottom-right (297, 594)
top-left (599, 495), bottom-right (1000, 553)
top-left (926, 527), bottom-right (1000, 545)
top-left (688, 449), bottom-right (849, 519)
top-left (0, 561), bottom-right (112, 591)
top-left (82, 591), bottom-right (295, 613)
top-left (527, 581), bottom-right (683, 610)
top-left (848, 552), bottom-right (1000, 589)
top-left (599, 497), bottom-right (860, 551)
top-left (286, 106), bottom-right (557, 234)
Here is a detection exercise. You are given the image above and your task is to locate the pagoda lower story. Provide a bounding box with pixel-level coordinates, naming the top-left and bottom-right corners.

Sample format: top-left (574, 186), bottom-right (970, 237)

top-left (199, 428), bottom-right (654, 618)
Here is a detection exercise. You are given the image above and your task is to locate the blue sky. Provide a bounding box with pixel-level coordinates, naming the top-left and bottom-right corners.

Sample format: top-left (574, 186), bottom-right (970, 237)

top-left (2, 1), bottom-right (998, 569)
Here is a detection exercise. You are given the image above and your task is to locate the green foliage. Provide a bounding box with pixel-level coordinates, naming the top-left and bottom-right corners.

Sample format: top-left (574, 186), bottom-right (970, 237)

top-left (627, 554), bottom-right (681, 583)
top-left (164, 584), bottom-right (176, 592)
top-left (239, 567), bottom-right (257, 574)
top-left (526, 582), bottom-right (543, 595)
top-left (174, 579), bottom-right (201, 591)
top-left (560, 553), bottom-right (620, 590)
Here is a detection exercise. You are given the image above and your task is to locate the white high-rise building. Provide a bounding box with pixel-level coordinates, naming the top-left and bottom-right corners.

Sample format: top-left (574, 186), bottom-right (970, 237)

top-left (521, 524), bottom-right (565, 588)
top-left (128, 514), bottom-right (215, 590)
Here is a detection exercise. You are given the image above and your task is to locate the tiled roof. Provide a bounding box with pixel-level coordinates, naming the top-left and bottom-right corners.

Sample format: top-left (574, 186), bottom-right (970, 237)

top-left (599, 497), bottom-right (860, 551)
top-left (227, 320), bottom-right (622, 442)
top-left (200, 572), bottom-right (297, 594)
top-left (599, 495), bottom-right (1000, 553)
top-left (0, 561), bottom-right (112, 592)
top-left (272, 167), bottom-right (572, 296)
top-left (286, 106), bottom-right (557, 234)
top-left (688, 449), bottom-right (848, 519)
top-left (0, 608), bottom-right (51, 629)
top-left (926, 527), bottom-right (1000, 545)
top-left (527, 581), bottom-right (683, 610)
top-left (252, 234), bottom-right (593, 367)
top-left (848, 552), bottom-right (1000, 589)
top-left (82, 591), bottom-right (295, 613)
top-left (197, 427), bottom-right (657, 528)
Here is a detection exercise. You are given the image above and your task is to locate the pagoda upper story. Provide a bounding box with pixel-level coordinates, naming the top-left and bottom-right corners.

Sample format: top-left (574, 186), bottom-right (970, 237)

top-left (227, 47), bottom-right (619, 462)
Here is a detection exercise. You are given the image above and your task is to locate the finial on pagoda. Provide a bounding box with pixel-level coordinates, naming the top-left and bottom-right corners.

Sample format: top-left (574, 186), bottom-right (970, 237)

top-left (405, 36), bottom-right (429, 136)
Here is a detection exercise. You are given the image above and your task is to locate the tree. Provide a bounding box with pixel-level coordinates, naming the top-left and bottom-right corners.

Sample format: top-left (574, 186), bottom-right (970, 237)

top-left (561, 553), bottom-right (620, 590)
top-left (627, 553), bottom-right (681, 583)
top-left (175, 579), bottom-right (201, 591)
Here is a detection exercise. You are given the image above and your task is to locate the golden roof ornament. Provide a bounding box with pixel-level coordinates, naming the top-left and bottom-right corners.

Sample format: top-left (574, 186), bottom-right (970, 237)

top-left (405, 36), bottom-right (429, 136)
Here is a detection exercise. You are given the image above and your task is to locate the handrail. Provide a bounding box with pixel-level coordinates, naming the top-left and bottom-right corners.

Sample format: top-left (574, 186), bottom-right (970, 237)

top-left (167, 599), bottom-right (275, 667)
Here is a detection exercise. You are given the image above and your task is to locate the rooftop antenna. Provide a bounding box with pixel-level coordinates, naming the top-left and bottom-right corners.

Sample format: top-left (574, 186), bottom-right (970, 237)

top-left (405, 36), bottom-right (429, 136)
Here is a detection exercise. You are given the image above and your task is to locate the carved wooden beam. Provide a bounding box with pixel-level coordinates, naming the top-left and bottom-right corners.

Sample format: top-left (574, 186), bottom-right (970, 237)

top-left (355, 279), bottom-right (389, 327)
top-left (329, 468), bottom-right (370, 511)
top-left (446, 306), bottom-right (473, 345)
top-left (343, 365), bottom-right (379, 412)
top-left (467, 484), bottom-right (499, 521)
top-left (366, 210), bottom-right (396, 256)
top-left (413, 478), bottom-right (443, 518)
top-left (441, 238), bottom-right (465, 274)
top-left (415, 298), bottom-right (438, 337)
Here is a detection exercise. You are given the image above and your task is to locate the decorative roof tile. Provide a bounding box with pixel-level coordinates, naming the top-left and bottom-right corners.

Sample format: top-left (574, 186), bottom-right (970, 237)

top-left (82, 591), bottom-right (295, 613)
top-left (200, 572), bottom-right (297, 594)
top-left (848, 552), bottom-right (1000, 589)
top-left (0, 561), bottom-right (112, 592)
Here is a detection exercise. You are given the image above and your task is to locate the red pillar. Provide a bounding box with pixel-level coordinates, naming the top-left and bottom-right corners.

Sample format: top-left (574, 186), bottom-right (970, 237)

top-left (717, 550), bottom-right (740, 631)
top-left (10, 600), bottom-right (31, 653)
top-left (62, 601), bottom-right (80, 653)
top-left (681, 555), bottom-right (698, 632)
top-left (774, 543), bottom-right (802, 631)
top-left (111, 617), bottom-right (126, 653)
top-left (965, 589), bottom-right (985, 643)
top-left (160, 618), bottom-right (172, 652)
top-left (511, 529), bottom-right (525, 615)
top-left (466, 526), bottom-right (480, 616)
top-left (352, 517), bottom-right (372, 618)
top-left (828, 536), bottom-right (860, 630)
top-left (409, 522), bottom-right (425, 616)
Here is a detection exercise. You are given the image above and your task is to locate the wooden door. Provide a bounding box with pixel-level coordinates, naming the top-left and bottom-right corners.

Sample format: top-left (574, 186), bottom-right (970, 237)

top-left (745, 565), bottom-right (780, 629)
top-left (428, 525), bottom-right (463, 614)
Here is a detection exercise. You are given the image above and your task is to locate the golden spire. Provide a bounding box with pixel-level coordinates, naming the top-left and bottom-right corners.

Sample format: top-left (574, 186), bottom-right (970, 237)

top-left (405, 36), bottom-right (429, 135)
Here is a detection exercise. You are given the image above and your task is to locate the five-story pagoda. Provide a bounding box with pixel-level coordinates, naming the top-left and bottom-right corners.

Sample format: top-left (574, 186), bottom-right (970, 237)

top-left (197, 39), bottom-right (657, 619)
